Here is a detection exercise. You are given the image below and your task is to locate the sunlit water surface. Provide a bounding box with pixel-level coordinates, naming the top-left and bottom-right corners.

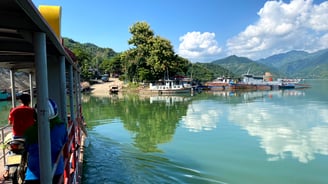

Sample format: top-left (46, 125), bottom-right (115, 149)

top-left (81, 80), bottom-right (328, 184)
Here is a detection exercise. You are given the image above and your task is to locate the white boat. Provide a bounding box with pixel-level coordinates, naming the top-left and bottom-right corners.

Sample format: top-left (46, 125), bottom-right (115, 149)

top-left (277, 78), bottom-right (307, 89)
top-left (149, 79), bottom-right (192, 94)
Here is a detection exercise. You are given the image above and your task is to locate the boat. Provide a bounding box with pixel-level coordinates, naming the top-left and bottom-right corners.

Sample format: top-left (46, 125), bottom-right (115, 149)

top-left (1, 2), bottom-right (87, 183)
top-left (204, 77), bottom-right (231, 91)
top-left (229, 73), bottom-right (281, 90)
top-left (109, 85), bottom-right (119, 93)
top-left (277, 78), bottom-right (309, 89)
top-left (229, 72), bottom-right (307, 90)
top-left (149, 79), bottom-right (192, 94)
top-left (0, 90), bottom-right (10, 100)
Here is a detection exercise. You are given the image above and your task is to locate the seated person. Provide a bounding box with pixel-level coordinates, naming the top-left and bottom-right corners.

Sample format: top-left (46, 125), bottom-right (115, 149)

top-left (8, 93), bottom-right (35, 138)
top-left (2, 93), bottom-right (35, 180)
top-left (24, 99), bottom-right (68, 184)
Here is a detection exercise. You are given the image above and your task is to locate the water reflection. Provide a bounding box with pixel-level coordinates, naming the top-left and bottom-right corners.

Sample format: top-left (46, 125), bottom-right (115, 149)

top-left (179, 89), bottom-right (328, 163)
top-left (83, 94), bottom-right (191, 153)
top-left (226, 90), bottom-right (328, 163)
top-left (82, 88), bottom-right (328, 163)
top-left (182, 101), bottom-right (223, 132)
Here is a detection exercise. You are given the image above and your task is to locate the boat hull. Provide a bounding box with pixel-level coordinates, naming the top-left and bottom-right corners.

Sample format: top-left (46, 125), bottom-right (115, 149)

top-left (150, 88), bottom-right (192, 94)
top-left (229, 83), bottom-right (278, 91)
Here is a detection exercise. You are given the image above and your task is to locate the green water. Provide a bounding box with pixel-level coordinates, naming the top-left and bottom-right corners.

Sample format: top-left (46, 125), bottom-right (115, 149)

top-left (81, 80), bottom-right (328, 184)
top-left (2, 81), bottom-right (326, 183)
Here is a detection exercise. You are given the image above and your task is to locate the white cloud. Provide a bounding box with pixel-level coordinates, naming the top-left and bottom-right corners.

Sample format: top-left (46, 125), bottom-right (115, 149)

top-left (178, 31), bottom-right (222, 62)
top-left (227, 0), bottom-right (328, 59)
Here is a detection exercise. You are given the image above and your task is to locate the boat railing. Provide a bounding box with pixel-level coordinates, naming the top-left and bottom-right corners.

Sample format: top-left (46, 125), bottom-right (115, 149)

top-left (0, 105), bottom-right (86, 184)
top-left (0, 124), bottom-right (11, 167)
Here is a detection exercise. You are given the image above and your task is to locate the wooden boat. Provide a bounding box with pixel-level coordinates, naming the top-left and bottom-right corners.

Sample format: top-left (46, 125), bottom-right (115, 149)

top-left (109, 85), bottom-right (119, 93)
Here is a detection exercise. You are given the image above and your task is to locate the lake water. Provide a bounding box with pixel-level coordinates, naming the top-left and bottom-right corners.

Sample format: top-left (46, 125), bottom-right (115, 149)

top-left (81, 80), bottom-right (328, 184)
top-left (2, 81), bottom-right (326, 183)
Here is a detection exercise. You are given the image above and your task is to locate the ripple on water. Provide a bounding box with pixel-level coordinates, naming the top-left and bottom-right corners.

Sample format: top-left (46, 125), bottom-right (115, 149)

top-left (82, 132), bottom-right (227, 184)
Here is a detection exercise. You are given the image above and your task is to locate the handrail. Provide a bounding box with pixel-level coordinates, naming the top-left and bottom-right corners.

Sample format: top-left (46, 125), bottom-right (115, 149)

top-left (0, 111), bottom-right (86, 184)
top-left (51, 109), bottom-right (85, 184)
top-left (62, 106), bottom-right (85, 184)
top-left (0, 124), bottom-right (11, 167)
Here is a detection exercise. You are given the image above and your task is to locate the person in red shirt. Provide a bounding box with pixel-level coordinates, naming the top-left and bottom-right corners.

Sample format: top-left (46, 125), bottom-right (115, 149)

top-left (1, 93), bottom-right (36, 180)
top-left (8, 93), bottom-right (36, 138)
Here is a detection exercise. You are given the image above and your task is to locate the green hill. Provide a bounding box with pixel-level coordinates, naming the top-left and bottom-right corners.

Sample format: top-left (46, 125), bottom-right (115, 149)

top-left (63, 37), bottom-right (328, 80)
top-left (211, 55), bottom-right (281, 78)
top-left (257, 49), bottom-right (328, 79)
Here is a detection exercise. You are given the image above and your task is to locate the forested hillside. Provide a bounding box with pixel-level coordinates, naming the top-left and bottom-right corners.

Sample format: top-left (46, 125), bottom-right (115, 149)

top-left (256, 49), bottom-right (328, 78)
top-left (209, 49), bottom-right (328, 79)
top-left (62, 22), bottom-right (231, 83)
top-left (62, 21), bottom-right (328, 81)
top-left (211, 55), bottom-right (282, 78)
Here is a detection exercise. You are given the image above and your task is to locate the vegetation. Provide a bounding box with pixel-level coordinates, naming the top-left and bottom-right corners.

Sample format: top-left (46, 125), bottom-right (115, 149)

top-left (63, 21), bottom-right (328, 83)
top-left (64, 21), bottom-right (230, 84)
top-left (256, 49), bottom-right (328, 78)
top-left (211, 55), bottom-right (283, 79)
top-left (82, 94), bottom-right (190, 152)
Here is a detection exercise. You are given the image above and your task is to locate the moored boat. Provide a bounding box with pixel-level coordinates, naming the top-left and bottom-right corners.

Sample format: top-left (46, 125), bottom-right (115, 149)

top-left (228, 72), bottom-right (308, 90)
top-left (204, 77), bottom-right (231, 91)
top-left (149, 79), bottom-right (192, 94)
top-left (277, 78), bottom-right (309, 89)
top-left (0, 90), bottom-right (10, 100)
top-left (109, 85), bottom-right (119, 93)
top-left (229, 73), bottom-right (281, 90)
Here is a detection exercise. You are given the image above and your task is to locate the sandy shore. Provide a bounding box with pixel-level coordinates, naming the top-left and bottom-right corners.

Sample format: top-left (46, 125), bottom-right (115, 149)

top-left (89, 78), bottom-right (125, 97)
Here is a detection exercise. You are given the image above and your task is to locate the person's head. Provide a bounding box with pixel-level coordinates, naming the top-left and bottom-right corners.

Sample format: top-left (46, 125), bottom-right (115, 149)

top-left (35, 99), bottom-right (58, 120)
top-left (19, 93), bottom-right (31, 106)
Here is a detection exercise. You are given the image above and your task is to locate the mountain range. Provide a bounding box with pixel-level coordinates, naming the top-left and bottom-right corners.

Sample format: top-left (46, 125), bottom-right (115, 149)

top-left (63, 37), bottom-right (328, 79)
top-left (211, 49), bottom-right (328, 79)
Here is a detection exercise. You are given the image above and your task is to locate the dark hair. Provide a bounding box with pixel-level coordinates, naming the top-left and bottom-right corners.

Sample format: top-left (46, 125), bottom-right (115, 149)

top-left (19, 93), bottom-right (31, 106)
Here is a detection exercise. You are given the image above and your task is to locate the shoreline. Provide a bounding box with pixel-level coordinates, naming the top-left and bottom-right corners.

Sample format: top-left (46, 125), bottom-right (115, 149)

top-left (88, 78), bottom-right (126, 97)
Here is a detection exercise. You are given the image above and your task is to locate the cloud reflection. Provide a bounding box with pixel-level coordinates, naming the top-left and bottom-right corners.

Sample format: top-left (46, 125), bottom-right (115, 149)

top-left (181, 101), bottom-right (224, 132)
top-left (181, 90), bottom-right (328, 163)
top-left (229, 100), bottom-right (328, 163)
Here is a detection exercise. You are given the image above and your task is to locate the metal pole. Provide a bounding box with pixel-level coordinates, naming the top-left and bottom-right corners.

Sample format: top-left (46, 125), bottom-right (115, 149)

top-left (29, 72), bottom-right (33, 106)
top-left (34, 32), bottom-right (52, 184)
top-left (9, 70), bottom-right (16, 107)
top-left (69, 65), bottom-right (75, 121)
top-left (74, 70), bottom-right (79, 122)
top-left (77, 72), bottom-right (81, 118)
top-left (59, 56), bottom-right (67, 124)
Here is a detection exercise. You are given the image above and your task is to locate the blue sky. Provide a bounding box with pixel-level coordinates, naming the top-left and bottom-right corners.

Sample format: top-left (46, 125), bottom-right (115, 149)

top-left (32, 0), bottom-right (328, 62)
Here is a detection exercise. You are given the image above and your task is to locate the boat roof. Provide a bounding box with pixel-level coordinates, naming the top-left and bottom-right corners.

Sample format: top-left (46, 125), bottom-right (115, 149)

top-left (0, 0), bottom-right (76, 72)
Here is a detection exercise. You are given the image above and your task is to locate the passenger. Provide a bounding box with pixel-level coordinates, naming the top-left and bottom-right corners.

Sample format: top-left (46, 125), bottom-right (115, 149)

top-left (8, 93), bottom-right (36, 138)
top-left (2, 93), bottom-right (35, 180)
top-left (24, 99), bottom-right (68, 184)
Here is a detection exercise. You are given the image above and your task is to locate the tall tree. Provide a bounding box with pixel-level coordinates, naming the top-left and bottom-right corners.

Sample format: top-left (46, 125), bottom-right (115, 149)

top-left (124, 21), bottom-right (186, 82)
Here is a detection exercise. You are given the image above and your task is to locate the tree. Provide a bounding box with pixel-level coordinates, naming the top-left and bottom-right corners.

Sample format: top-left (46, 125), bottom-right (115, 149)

top-left (72, 47), bottom-right (93, 80)
top-left (123, 21), bottom-right (188, 82)
top-left (100, 54), bottom-right (123, 76)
